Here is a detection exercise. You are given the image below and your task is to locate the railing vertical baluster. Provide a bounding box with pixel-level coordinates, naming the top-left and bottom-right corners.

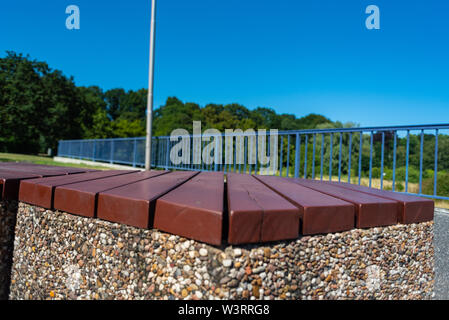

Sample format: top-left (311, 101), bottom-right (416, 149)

top-left (165, 138), bottom-right (170, 170)
top-left (348, 133), bottom-right (352, 183)
top-left (405, 130), bottom-right (410, 192)
top-left (191, 136), bottom-right (194, 171)
top-left (201, 140), bottom-right (205, 171)
top-left (132, 138), bottom-right (137, 167)
top-left (279, 136), bottom-right (284, 177)
top-left (304, 135), bottom-right (308, 178)
top-left (161, 137), bottom-right (165, 168)
top-left (286, 135), bottom-right (290, 177)
top-left (294, 134), bottom-right (300, 178)
top-left (92, 140), bottom-right (96, 162)
top-left (110, 139), bottom-right (114, 164)
top-left (233, 138), bottom-right (236, 173)
top-left (434, 129), bottom-right (439, 196)
top-left (358, 132), bottom-right (363, 185)
top-left (158, 137), bottom-right (162, 168)
top-left (419, 130), bottom-right (424, 194)
top-left (392, 131), bottom-right (397, 191)
top-left (208, 139), bottom-right (211, 172)
top-left (249, 135), bottom-right (253, 174)
top-left (338, 133), bottom-right (343, 182)
top-left (329, 133), bottom-right (333, 181)
top-left (242, 136), bottom-right (246, 174)
top-left (380, 132), bottom-right (385, 190)
top-left (312, 134), bottom-right (316, 179)
top-left (255, 132), bottom-right (258, 174)
top-left (320, 134), bottom-right (324, 181)
top-left (267, 132), bottom-right (271, 175)
top-left (369, 131), bottom-right (373, 188)
top-left (156, 138), bottom-right (159, 168)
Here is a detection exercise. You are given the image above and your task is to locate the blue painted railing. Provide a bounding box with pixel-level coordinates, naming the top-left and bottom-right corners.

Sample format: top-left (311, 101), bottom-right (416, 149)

top-left (57, 123), bottom-right (449, 201)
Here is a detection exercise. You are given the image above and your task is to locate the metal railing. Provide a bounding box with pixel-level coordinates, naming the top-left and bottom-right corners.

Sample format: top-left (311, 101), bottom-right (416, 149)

top-left (57, 123), bottom-right (449, 201)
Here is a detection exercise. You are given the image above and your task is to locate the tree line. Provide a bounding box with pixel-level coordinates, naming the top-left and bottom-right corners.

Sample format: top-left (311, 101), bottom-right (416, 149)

top-left (0, 51), bottom-right (336, 153)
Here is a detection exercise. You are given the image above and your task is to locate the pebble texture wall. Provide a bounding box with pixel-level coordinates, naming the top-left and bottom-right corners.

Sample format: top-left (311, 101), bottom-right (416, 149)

top-left (0, 200), bottom-right (17, 300)
top-left (8, 203), bottom-right (434, 300)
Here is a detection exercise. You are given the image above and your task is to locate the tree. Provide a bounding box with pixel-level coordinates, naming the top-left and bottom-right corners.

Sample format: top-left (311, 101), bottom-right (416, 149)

top-left (0, 52), bottom-right (88, 153)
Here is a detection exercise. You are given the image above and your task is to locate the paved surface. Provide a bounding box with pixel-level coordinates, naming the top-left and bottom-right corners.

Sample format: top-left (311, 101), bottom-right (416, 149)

top-left (434, 208), bottom-right (449, 299)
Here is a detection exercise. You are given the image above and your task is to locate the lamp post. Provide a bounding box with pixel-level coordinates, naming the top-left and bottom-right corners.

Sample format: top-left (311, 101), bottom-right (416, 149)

top-left (145, 0), bottom-right (157, 170)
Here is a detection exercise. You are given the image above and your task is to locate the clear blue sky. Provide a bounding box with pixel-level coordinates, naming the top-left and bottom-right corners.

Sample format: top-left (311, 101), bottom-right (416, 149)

top-left (1, 0), bottom-right (448, 127)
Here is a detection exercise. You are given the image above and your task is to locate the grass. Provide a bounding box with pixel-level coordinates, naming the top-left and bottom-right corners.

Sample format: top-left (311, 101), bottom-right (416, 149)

top-left (0, 152), bottom-right (110, 170)
top-left (266, 167), bottom-right (449, 209)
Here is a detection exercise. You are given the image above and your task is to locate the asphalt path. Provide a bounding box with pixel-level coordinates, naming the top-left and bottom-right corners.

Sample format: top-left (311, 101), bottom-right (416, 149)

top-left (434, 208), bottom-right (449, 300)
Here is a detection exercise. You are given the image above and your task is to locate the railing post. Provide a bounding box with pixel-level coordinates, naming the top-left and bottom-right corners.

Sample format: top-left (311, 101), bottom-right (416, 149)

top-left (312, 134), bottom-right (316, 180)
top-left (434, 129), bottom-right (439, 196)
top-left (279, 136), bottom-right (284, 177)
top-left (165, 137), bottom-right (170, 170)
top-left (405, 130), bottom-right (410, 192)
top-left (255, 132), bottom-right (259, 174)
top-left (380, 132), bottom-right (385, 190)
top-left (320, 134), bottom-right (324, 180)
top-left (392, 131), bottom-right (397, 191)
top-left (68, 141), bottom-right (72, 159)
top-left (419, 130), bottom-right (424, 194)
top-left (329, 133), bottom-right (333, 181)
top-left (214, 135), bottom-right (219, 172)
top-left (358, 132), bottom-right (363, 185)
top-left (348, 133), bottom-right (352, 183)
top-left (294, 134), bottom-right (300, 178)
top-left (369, 131), bottom-right (373, 188)
top-left (132, 138), bottom-right (137, 167)
top-left (304, 135), bottom-right (308, 178)
top-left (338, 133), bottom-right (343, 182)
top-left (286, 135), bottom-right (290, 177)
top-left (110, 139), bottom-right (114, 164)
top-left (92, 140), bottom-right (96, 162)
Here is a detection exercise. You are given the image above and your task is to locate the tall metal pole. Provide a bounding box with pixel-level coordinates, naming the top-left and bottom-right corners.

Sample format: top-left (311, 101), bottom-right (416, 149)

top-left (145, 0), bottom-right (157, 170)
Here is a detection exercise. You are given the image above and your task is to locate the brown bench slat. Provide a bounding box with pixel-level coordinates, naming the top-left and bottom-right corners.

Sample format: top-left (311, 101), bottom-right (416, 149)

top-left (254, 175), bottom-right (355, 235)
top-left (0, 165), bottom-right (74, 177)
top-left (0, 162), bottom-right (94, 175)
top-left (325, 181), bottom-right (434, 224)
top-left (0, 170), bottom-right (41, 200)
top-left (97, 171), bottom-right (199, 229)
top-left (53, 170), bottom-right (168, 217)
top-left (227, 173), bottom-right (300, 244)
top-left (19, 170), bottom-right (138, 209)
top-left (294, 179), bottom-right (398, 228)
top-left (154, 171), bottom-right (224, 245)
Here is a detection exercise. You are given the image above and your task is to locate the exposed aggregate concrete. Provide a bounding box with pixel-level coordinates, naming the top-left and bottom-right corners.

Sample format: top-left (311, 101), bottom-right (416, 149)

top-left (9, 203), bottom-right (434, 300)
top-left (0, 200), bottom-right (18, 300)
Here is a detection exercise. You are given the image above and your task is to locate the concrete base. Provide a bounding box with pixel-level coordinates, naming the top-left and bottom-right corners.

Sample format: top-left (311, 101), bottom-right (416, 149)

top-left (0, 200), bottom-right (17, 300)
top-left (8, 203), bottom-right (434, 300)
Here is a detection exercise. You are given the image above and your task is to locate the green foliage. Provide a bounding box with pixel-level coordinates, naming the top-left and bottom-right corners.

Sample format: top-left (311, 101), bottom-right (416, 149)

top-left (0, 52), bottom-right (89, 153)
top-left (423, 172), bottom-right (449, 197)
top-left (112, 119), bottom-right (146, 138)
top-left (371, 167), bottom-right (381, 179)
